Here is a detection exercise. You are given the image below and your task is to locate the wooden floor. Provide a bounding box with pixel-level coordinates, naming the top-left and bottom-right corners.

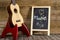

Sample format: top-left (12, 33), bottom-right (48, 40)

top-left (0, 34), bottom-right (60, 40)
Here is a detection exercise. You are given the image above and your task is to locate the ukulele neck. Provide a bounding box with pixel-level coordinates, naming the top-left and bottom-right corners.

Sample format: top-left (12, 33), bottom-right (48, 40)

top-left (11, 0), bottom-right (16, 5)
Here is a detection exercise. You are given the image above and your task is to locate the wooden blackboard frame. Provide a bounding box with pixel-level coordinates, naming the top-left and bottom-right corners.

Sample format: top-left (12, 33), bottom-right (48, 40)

top-left (31, 6), bottom-right (51, 36)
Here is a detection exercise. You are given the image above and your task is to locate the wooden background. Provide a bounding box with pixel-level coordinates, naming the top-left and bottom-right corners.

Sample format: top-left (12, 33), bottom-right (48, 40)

top-left (0, 0), bottom-right (60, 34)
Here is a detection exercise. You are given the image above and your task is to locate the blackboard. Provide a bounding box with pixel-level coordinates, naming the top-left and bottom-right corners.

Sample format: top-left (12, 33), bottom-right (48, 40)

top-left (33, 8), bottom-right (48, 29)
top-left (31, 6), bottom-right (51, 35)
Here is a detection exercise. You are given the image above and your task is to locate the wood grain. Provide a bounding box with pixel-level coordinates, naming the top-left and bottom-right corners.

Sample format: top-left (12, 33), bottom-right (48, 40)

top-left (0, 0), bottom-right (60, 34)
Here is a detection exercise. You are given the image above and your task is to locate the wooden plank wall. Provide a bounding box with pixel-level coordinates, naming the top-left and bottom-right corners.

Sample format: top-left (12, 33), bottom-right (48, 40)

top-left (0, 0), bottom-right (60, 34)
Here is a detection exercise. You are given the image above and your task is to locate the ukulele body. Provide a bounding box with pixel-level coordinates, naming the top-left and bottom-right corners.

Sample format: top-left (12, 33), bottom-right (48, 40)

top-left (7, 4), bottom-right (24, 27)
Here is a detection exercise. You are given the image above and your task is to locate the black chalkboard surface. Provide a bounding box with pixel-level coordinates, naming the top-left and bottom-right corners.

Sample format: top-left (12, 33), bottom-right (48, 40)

top-left (33, 8), bottom-right (48, 29)
top-left (31, 6), bottom-right (50, 35)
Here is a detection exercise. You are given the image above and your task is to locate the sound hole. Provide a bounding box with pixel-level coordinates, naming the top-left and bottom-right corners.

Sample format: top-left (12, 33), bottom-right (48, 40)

top-left (14, 9), bottom-right (17, 13)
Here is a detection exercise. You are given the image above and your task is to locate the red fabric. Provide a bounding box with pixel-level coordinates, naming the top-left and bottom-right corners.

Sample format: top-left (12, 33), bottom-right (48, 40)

top-left (1, 22), bottom-right (18, 40)
top-left (18, 24), bottom-right (30, 37)
top-left (1, 22), bottom-right (30, 40)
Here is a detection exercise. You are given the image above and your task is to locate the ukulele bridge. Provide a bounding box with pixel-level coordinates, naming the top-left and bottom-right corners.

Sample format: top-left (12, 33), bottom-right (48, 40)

top-left (16, 20), bottom-right (20, 22)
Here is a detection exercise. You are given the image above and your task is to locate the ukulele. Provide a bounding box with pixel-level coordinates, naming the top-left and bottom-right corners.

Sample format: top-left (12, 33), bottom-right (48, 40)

top-left (7, 0), bottom-right (24, 27)
top-left (1, 0), bottom-right (30, 39)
